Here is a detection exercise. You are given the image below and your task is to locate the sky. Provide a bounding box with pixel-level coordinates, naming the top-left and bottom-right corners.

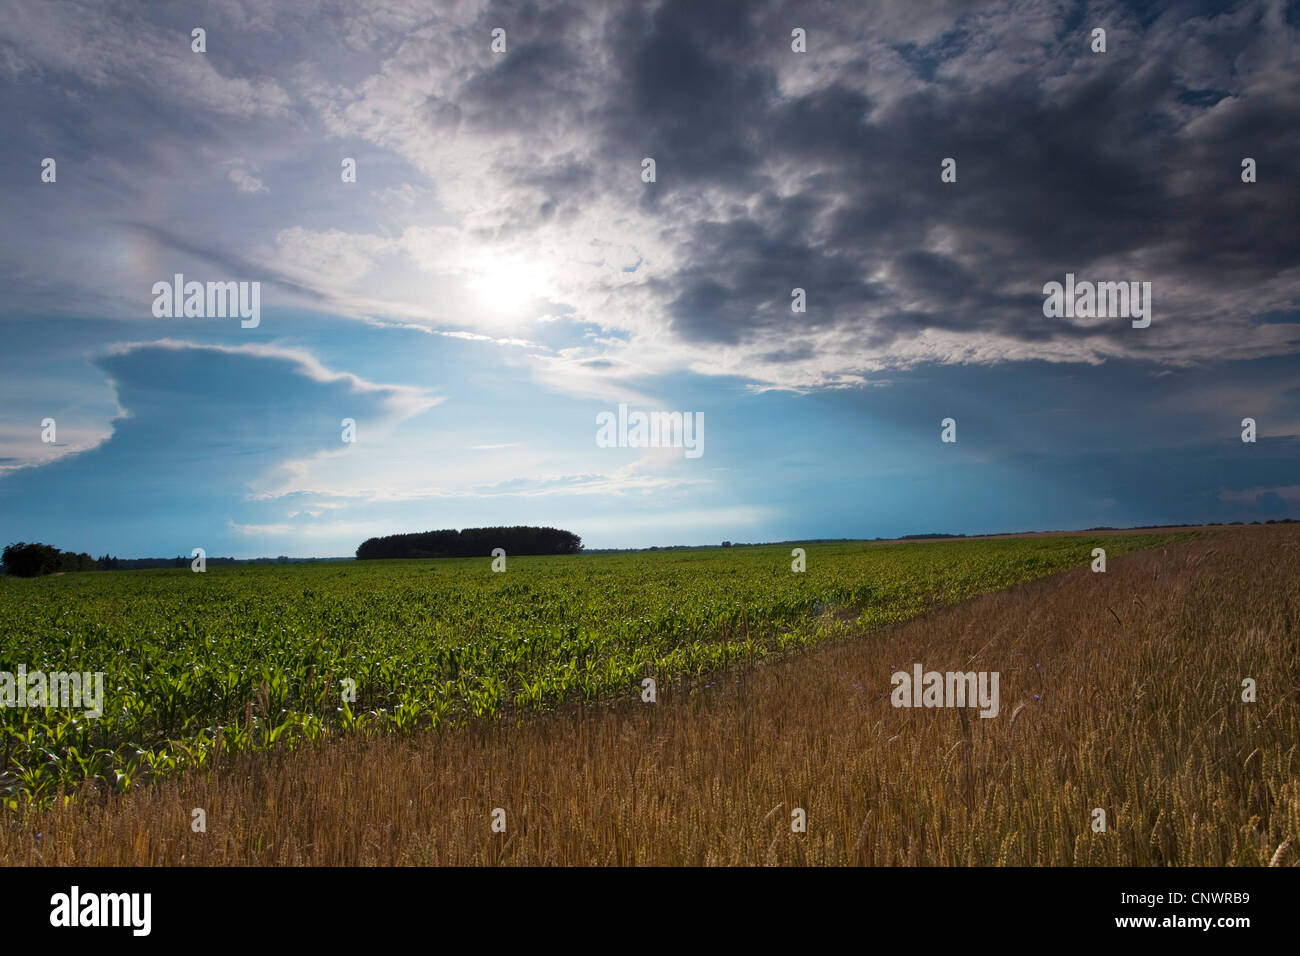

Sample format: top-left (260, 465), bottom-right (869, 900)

top-left (0, 0), bottom-right (1297, 557)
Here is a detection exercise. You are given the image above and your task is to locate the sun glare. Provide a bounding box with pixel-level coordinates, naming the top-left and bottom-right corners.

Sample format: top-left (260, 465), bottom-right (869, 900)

top-left (466, 255), bottom-right (551, 317)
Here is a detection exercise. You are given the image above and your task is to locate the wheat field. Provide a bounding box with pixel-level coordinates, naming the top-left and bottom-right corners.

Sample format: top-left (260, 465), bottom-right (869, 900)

top-left (3, 525), bottom-right (1296, 865)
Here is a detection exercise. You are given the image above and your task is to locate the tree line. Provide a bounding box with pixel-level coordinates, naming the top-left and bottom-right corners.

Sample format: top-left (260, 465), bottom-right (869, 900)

top-left (1, 542), bottom-right (100, 577)
top-left (0, 543), bottom-right (244, 576)
top-left (356, 526), bottom-right (582, 560)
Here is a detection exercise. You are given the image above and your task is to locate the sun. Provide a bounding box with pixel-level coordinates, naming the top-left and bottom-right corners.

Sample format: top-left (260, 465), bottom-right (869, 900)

top-left (466, 254), bottom-right (552, 317)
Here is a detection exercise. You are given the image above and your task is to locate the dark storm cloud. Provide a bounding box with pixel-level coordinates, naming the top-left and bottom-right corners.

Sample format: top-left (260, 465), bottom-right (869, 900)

top-left (496, 0), bottom-right (1299, 363)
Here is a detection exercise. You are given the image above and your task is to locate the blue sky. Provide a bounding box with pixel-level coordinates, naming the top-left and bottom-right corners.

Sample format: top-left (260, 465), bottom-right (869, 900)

top-left (1, 0), bottom-right (1297, 557)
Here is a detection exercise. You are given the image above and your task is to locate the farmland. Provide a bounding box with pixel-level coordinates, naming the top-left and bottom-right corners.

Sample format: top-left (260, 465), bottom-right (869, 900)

top-left (3, 524), bottom-right (1297, 866)
top-left (0, 533), bottom-right (1179, 810)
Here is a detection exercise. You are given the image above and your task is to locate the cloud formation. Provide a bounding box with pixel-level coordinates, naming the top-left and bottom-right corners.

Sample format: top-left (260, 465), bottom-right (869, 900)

top-left (1, 0), bottom-right (1295, 392)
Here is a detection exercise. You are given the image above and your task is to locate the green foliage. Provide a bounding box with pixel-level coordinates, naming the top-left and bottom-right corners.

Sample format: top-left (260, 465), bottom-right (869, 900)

top-left (356, 525), bottom-right (581, 559)
top-left (0, 534), bottom-right (1181, 807)
top-left (2, 542), bottom-right (97, 577)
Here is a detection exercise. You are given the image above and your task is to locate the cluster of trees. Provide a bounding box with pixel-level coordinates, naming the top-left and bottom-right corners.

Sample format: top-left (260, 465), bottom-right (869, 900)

top-left (356, 526), bottom-right (582, 560)
top-left (2, 542), bottom-right (99, 577)
top-left (0, 545), bottom-right (358, 575)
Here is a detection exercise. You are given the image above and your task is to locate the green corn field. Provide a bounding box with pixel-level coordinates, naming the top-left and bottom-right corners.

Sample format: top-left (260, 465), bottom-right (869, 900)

top-left (0, 533), bottom-right (1180, 809)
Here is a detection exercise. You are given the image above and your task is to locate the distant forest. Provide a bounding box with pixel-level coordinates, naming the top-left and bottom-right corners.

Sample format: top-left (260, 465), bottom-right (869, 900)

top-left (1, 542), bottom-right (100, 577)
top-left (0, 542), bottom-right (344, 576)
top-left (356, 526), bottom-right (582, 560)
top-left (5, 519), bottom-right (1296, 576)
top-left (0, 542), bottom-right (215, 576)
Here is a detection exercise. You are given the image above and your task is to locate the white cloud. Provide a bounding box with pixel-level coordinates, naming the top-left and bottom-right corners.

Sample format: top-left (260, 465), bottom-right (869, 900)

top-left (226, 166), bottom-right (267, 194)
top-left (0, 422), bottom-right (113, 475)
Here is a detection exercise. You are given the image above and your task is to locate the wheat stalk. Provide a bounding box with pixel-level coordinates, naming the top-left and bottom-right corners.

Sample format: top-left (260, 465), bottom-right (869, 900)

top-left (1269, 837), bottom-right (1292, 867)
